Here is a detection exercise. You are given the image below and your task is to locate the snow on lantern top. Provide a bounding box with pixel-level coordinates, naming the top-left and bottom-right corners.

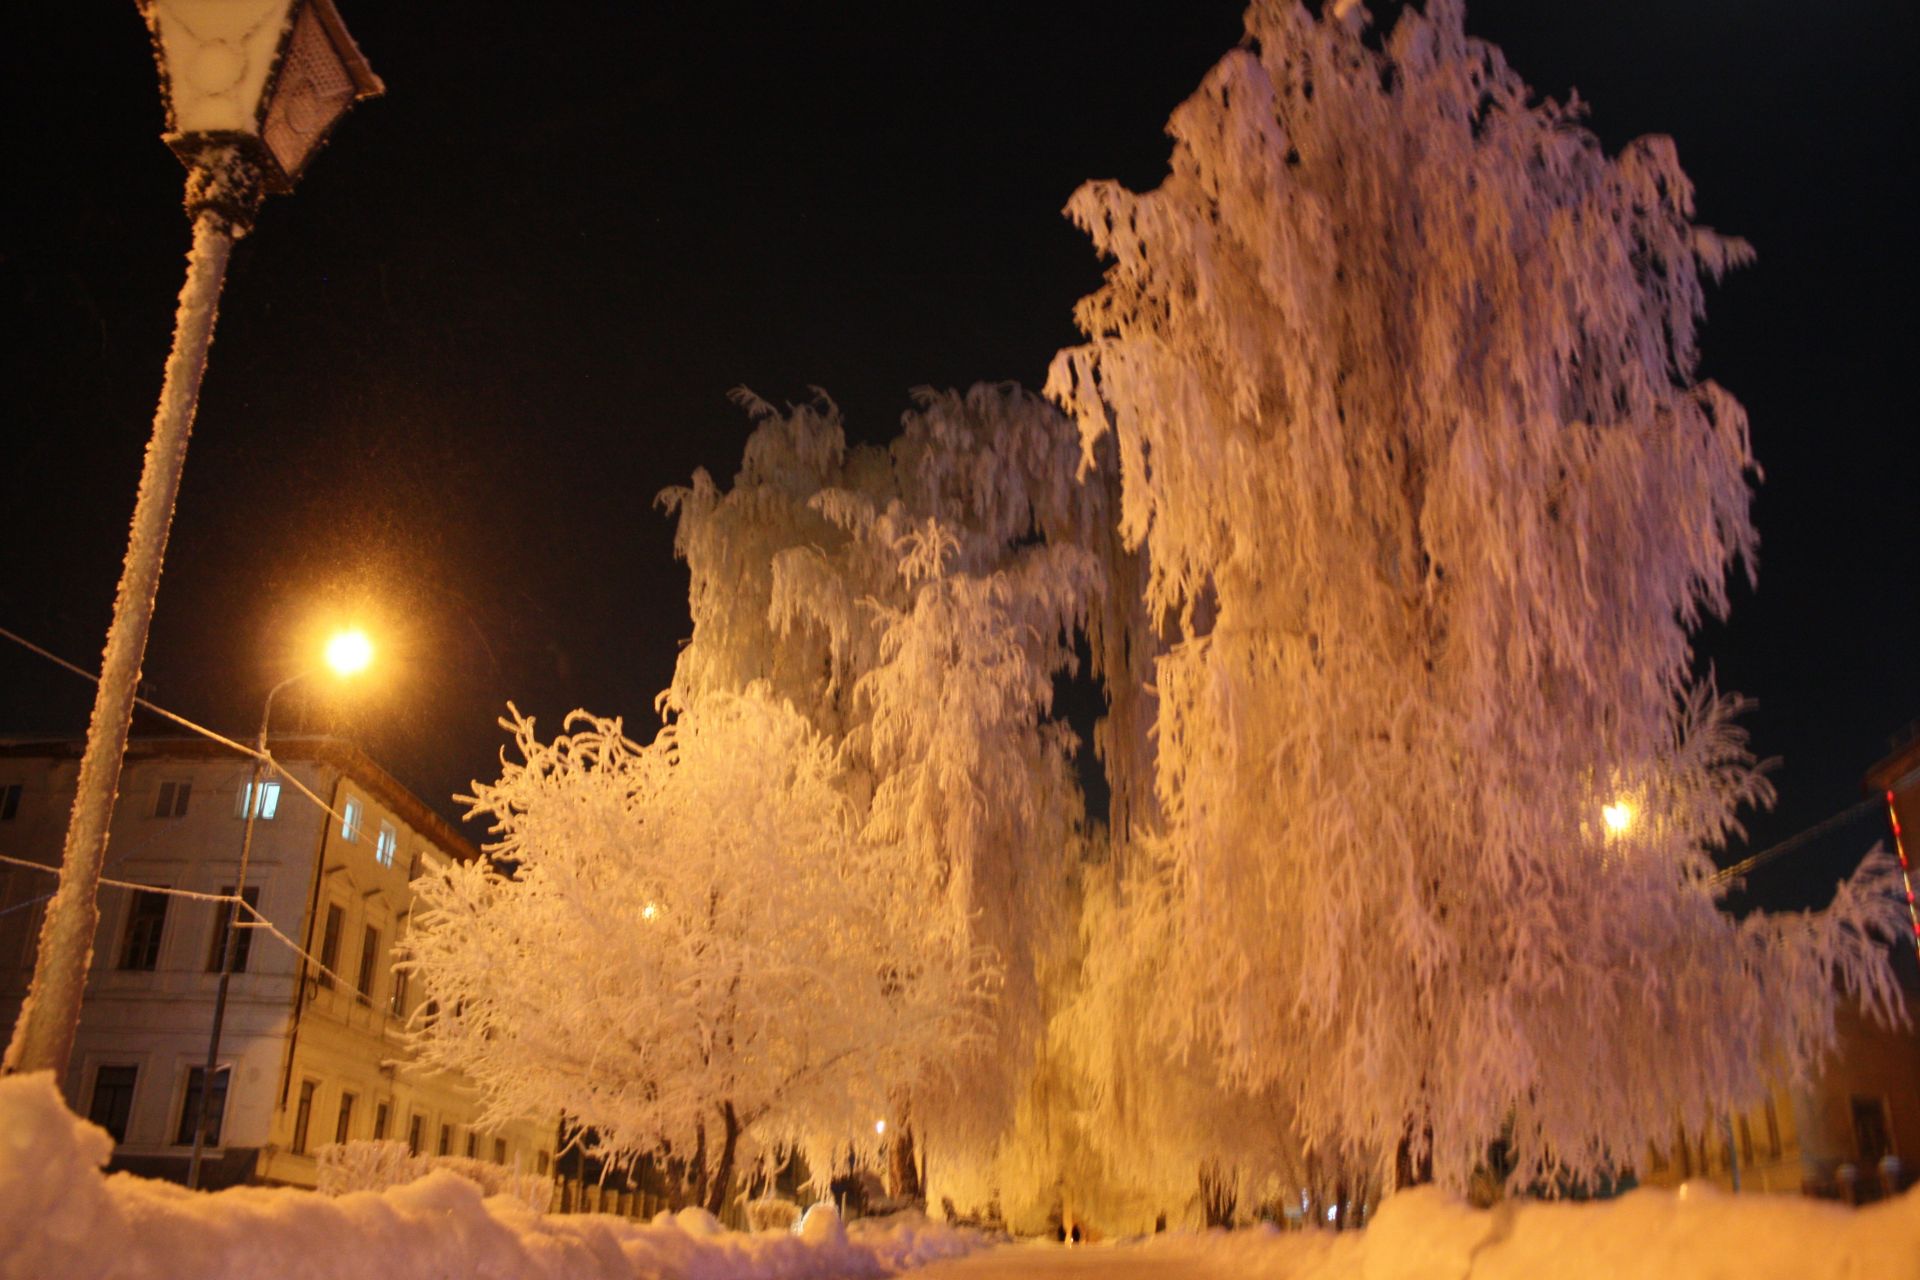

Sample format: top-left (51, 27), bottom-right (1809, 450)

top-left (139, 0), bottom-right (383, 193)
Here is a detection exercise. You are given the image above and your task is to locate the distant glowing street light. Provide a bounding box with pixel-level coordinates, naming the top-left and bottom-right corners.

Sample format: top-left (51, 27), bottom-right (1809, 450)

top-left (189, 628), bottom-right (375, 1187)
top-left (1602, 800), bottom-right (1636, 836)
top-left (325, 627), bottom-right (374, 676)
top-left (876, 1120), bottom-right (888, 1137)
top-left (5, 1), bottom-right (381, 1082)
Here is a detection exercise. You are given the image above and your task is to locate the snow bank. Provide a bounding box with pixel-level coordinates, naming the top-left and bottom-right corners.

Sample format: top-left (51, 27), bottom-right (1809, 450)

top-left (1116, 1183), bottom-right (1920, 1280)
top-left (0, 1073), bottom-right (991, 1280)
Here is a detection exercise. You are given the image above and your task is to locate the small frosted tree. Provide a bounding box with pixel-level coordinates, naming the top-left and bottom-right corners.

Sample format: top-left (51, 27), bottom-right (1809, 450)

top-left (404, 687), bottom-right (986, 1214)
top-left (1045, 0), bottom-right (1905, 1191)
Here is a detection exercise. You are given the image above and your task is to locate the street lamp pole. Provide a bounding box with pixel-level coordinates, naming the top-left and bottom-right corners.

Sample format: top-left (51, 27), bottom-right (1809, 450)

top-left (3, 0), bottom-right (380, 1083)
top-left (186, 670), bottom-right (303, 1189)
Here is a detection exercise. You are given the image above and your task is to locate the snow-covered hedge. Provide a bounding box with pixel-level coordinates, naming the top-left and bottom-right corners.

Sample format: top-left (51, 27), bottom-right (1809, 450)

top-left (0, 1073), bottom-right (987, 1280)
top-left (314, 1138), bottom-right (553, 1213)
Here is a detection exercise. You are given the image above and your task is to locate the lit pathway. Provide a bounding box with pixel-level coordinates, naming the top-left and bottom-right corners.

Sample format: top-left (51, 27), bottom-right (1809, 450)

top-left (912, 1241), bottom-right (1243, 1279)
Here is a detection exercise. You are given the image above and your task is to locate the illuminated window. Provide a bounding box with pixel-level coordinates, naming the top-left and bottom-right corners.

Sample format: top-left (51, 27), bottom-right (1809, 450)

top-left (235, 781), bottom-right (280, 820)
top-left (375, 822), bottom-right (397, 868)
top-left (153, 780), bottom-right (191, 818)
top-left (340, 798), bottom-right (362, 841)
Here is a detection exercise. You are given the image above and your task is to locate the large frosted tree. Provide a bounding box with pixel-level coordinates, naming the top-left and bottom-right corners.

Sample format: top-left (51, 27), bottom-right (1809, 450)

top-left (660, 385), bottom-right (1108, 1203)
top-left (1045, 0), bottom-right (1906, 1191)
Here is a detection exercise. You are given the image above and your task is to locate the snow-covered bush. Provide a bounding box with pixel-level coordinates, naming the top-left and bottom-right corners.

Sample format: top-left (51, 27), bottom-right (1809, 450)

top-left (315, 1139), bottom-right (553, 1213)
top-left (745, 1196), bottom-right (801, 1233)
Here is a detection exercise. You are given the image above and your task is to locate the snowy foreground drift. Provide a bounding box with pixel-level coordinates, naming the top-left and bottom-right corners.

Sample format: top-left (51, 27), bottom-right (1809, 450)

top-left (6, 1076), bottom-right (1918, 1280)
top-left (0, 1075), bottom-right (986, 1280)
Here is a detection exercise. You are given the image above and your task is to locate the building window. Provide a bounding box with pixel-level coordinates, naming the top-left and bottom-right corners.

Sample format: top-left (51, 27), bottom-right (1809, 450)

top-left (88, 1065), bottom-right (138, 1145)
top-left (438, 1124), bottom-right (451, 1157)
top-left (235, 780), bottom-right (281, 820)
top-left (317, 904), bottom-right (344, 989)
top-left (153, 780), bottom-right (191, 818)
top-left (1851, 1096), bottom-right (1891, 1167)
top-left (356, 926), bottom-right (381, 1004)
top-left (176, 1066), bottom-right (230, 1146)
top-left (335, 1092), bottom-right (356, 1145)
top-left (373, 1102), bottom-right (390, 1142)
top-left (406, 850), bottom-right (422, 880)
top-left (374, 822), bottom-right (398, 868)
top-left (206, 886), bottom-right (261, 973)
top-left (292, 1080), bottom-right (317, 1155)
top-left (119, 891), bottom-right (169, 971)
top-left (493, 1138), bottom-right (507, 1166)
top-left (407, 1113), bottom-right (424, 1157)
top-left (0, 783), bottom-right (21, 820)
top-left (340, 798), bottom-right (362, 842)
top-left (389, 967), bottom-right (410, 1019)
top-left (1765, 1098), bottom-right (1783, 1159)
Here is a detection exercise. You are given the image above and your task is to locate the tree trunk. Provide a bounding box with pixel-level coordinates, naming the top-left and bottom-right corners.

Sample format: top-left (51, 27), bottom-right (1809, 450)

top-left (703, 1101), bottom-right (742, 1218)
top-left (888, 1121), bottom-right (923, 1203)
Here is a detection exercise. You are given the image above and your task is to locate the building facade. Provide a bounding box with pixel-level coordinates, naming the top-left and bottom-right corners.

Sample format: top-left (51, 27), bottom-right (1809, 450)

top-left (0, 736), bottom-right (551, 1189)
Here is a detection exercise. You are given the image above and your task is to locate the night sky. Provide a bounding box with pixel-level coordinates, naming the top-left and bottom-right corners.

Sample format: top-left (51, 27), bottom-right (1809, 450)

top-left (2, 1), bottom-right (1913, 909)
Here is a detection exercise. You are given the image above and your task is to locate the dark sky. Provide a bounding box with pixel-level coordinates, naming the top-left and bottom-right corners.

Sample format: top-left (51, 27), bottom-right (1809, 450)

top-left (2, 1), bottom-right (1913, 908)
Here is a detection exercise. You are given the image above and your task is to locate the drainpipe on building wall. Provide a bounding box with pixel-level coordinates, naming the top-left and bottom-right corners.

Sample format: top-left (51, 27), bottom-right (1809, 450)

top-left (276, 768), bottom-right (344, 1113)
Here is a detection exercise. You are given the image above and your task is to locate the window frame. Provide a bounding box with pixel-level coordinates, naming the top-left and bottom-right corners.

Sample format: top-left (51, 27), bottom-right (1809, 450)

top-left (153, 780), bottom-right (191, 819)
top-left (317, 902), bottom-right (345, 989)
top-left (119, 889), bottom-right (169, 971)
top-left (88, 1064), bottom-right (139, 1146)
top-left (175, 1064), bottom-right (231, 1147)
top-left (374, 821), bottom-right (398, 868)
top-left (234, 780), bottom-right (281, 820)
top-left (335, 1091), bottom-right (356, 1145)
top-left (355, 925), bottom-right (382, 1005)
top-left (206, 885), bottom-right (261, 973)
top-left (292, 1078), bottom-right (318, 1155)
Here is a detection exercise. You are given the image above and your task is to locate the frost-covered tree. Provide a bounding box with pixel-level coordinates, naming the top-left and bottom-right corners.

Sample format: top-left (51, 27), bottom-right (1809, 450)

top-left (1045, 0), bottom-right (1906, 1191)
top-left (404, 688), bottom-right (986, 1214)
top-left (660, 385), bottom-right (1107, 1203)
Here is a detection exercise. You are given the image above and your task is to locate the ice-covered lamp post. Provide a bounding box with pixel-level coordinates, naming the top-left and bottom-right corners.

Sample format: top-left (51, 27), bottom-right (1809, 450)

top-left (3, 1), bottom-right (381, 1082)
top-left (188, 627), bottom-right (372, 1188)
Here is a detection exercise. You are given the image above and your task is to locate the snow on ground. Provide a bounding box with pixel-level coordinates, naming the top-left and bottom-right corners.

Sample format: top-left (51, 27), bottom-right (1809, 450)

top-left (5, 1070), bottom-right (1918, 1279)
top-left (917, 1184), bottom-right (1920, 1280)
top-left (0, 1073), bottom-right (987, 1280)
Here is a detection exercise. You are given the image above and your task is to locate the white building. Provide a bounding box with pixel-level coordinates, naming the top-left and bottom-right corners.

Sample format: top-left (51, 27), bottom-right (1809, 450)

top-left (0, 736), bottom-right (552, 1189)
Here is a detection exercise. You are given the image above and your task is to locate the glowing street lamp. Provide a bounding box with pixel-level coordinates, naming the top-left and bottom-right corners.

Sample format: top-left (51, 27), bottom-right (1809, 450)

top-left (324, 627), bottom-right (374, 677)
top-left (188, 628), bottom-right (374, 1187)
top-left (1602, 800), bottom-right (1636, 837)
top-left (5, 3), bottom-right (380, 1082)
